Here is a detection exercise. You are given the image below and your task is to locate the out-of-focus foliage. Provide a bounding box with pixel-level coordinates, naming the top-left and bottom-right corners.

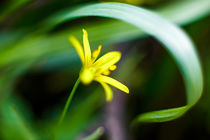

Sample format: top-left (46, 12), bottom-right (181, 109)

top-left (0, 0), bottom-right (209, 139)
top-left (102, 0), bottom-right (167, 5)
top-left (48, 2), bottom-right (202, 122)
top-left (0, 0), bottom-right (32, 22)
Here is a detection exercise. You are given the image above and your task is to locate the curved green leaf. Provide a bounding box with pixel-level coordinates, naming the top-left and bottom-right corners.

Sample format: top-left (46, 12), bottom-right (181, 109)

top-left (156, 0), bottom-right (210, 25)
top-left (82, 127), bottom-right (104, 140)
top-left (44, 3), bottom-right (203, 122)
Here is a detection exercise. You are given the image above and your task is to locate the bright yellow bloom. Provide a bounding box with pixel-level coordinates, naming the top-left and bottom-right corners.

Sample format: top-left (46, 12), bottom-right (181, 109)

top-left (69, 29), bottom-right (129, 101)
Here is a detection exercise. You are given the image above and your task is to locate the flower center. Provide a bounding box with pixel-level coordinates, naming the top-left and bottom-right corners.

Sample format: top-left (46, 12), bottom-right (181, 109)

top-left (80, 67), bottom-right (96, 84)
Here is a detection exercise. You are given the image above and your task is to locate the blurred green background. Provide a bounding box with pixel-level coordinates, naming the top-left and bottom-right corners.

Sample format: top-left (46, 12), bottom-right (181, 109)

top-left (0, 0), bottom-right (210, 139)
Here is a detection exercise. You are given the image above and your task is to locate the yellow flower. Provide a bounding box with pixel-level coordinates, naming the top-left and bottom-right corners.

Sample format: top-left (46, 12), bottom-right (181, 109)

top-left (69, 29), bottom-right (129, 101)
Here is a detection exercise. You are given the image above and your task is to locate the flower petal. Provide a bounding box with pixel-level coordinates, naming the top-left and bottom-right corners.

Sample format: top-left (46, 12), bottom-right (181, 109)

top-left (69, 35), bottom-right (85, 64)
top-left (94, 51), bottom-right (121, 73)
top-left (98, 81), bottom-right (113, 101)
top-left (83, 29), bottom-right (91, 65)
top-left (95, 75), bottom-right (129, 94)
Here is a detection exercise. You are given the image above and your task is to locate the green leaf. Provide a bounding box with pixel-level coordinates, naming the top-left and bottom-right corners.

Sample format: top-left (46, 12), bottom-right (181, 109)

top-left (81, 127), bottom-right (104, 140)
top-left (156, 0), bottom-right (210, 25)
top-left (0, 103), bottom-right (37, 140)
top-left (43, 3), bottom-right (203, 122)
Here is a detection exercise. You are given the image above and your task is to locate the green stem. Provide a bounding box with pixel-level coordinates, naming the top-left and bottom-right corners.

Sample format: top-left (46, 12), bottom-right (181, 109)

top-left (54, 77), bottom-right (80, 139)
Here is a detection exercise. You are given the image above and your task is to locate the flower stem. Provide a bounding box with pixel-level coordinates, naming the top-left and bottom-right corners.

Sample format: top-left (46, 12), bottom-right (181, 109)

top-left (54, 77), bottom-right (80, 139)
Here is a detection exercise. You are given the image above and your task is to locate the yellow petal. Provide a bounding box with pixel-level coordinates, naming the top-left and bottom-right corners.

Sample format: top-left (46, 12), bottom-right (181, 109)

top-left (94, 51), bottom-right (121, 73)
top-left (69, 35), bottom-right (85, 64)
top-left (92, 45), bottom-right (102, 62)
top-left (98, 81), bottom-right (113, 101)
top-left (83, 29), bottom-right (91, 65)
top-left (95, 75), bottom-right (129, 94)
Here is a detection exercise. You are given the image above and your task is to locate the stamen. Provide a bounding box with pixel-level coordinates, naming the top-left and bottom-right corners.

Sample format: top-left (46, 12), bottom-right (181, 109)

top-left (92, 45), bottom-right (102, 62)
top-left (103, 70), bottom-right (111, 75)
top-left (92, 50), bottom-right (98, 58)
top-left (109, 65), bottom-right (117, 71)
